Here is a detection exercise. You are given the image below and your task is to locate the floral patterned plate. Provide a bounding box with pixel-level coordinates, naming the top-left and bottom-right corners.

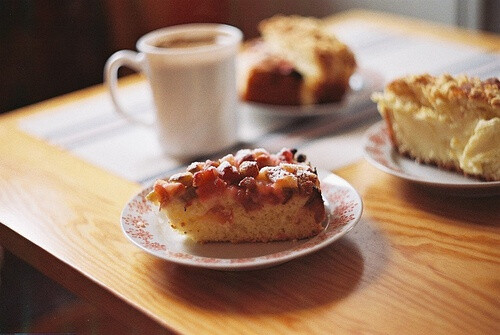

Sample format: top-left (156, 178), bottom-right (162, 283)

top-left (363, 121), bottom-right (500, 197)
top-left (121, 173), bottom-right (363, 271)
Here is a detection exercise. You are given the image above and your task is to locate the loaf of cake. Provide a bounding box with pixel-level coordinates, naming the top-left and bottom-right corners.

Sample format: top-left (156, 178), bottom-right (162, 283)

top-left (372, 74), bottom-right (500, 181)
top-left (147, 148), bottom-right (326, 243)
top-left (238, 15), bottom-right (356, 105)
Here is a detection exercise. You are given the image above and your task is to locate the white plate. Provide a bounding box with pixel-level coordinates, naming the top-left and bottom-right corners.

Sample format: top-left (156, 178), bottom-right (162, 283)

top-left (121, 173), bottom-right (362, 271)
top-left (241, 68), bottom-right (384, 117)
top-left (363, 121), bottom-right (500, 197)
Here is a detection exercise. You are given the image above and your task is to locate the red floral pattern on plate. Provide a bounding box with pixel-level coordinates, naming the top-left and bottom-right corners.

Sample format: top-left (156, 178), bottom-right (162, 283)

top-left (121, 173), bottom-right (362, 270)
top-left (128, 196), bottom-right (152, 215)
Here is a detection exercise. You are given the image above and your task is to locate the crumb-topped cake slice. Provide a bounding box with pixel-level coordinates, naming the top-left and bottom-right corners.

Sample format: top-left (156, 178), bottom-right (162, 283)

top-left (238, 15), bottom-right (356, 105)
top-left (372, 74), bottom-right (500, 181)
top-left (147, 148), bottom-right (326, 243)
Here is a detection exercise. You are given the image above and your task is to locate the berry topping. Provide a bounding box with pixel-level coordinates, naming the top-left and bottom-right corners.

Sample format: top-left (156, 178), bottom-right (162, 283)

top-left (151, 148), bottom-right (319, 209)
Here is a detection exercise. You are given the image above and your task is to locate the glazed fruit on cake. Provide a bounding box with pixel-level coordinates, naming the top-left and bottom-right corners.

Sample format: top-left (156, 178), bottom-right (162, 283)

top-left (237, 15), bottom-right (357, 105)
top-left (147, 148), bottom-right (326, 243)
top-left (372, 73), bottom-right (500, 181)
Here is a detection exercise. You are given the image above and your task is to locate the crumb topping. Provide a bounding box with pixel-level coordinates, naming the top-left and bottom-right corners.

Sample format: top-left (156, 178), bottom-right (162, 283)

top-left (375, 73), bottom-right (500, 114)
top-left (258, 15), bottom-right (357, 72)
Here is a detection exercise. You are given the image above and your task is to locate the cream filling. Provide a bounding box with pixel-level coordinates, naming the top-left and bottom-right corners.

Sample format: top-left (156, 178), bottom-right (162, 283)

top-left (461, 118), bottom-right (500, 180)
top-left (380, 96), bottom-right (499, 179)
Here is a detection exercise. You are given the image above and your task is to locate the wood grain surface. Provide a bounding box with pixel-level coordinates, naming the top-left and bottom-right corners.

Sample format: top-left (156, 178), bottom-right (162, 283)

top-left (1, 10), bottom-right (499, 335)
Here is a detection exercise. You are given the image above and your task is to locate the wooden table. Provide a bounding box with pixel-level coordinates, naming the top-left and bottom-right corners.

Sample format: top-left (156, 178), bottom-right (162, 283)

top-left (1, 10), bottom-right (499, 334)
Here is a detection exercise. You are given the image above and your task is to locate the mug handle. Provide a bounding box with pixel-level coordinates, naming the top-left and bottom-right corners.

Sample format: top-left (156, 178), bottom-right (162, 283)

top-left (104, 50), bottom-right (153, 126)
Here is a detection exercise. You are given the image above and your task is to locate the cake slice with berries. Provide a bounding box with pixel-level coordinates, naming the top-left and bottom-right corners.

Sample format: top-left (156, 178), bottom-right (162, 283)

top-left (147, 148), bottom-right (326, 243)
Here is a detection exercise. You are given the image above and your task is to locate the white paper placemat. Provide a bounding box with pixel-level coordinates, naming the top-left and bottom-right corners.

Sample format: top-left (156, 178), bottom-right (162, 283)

top-left (19, 21), bottom-right (500, 184)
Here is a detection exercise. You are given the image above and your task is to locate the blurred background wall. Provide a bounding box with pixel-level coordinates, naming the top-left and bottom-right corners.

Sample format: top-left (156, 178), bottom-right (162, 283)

top-left (1, 0), bottom-right (499, 114)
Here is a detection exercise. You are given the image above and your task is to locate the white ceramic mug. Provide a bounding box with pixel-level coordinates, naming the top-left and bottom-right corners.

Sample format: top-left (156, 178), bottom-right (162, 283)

top-left (105, 24), bottom-right (243, 158)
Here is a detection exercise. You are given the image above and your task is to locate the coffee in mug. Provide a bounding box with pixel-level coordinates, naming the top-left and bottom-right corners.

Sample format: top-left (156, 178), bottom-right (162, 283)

top-left (154, 35), bottom-right (217, 49)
